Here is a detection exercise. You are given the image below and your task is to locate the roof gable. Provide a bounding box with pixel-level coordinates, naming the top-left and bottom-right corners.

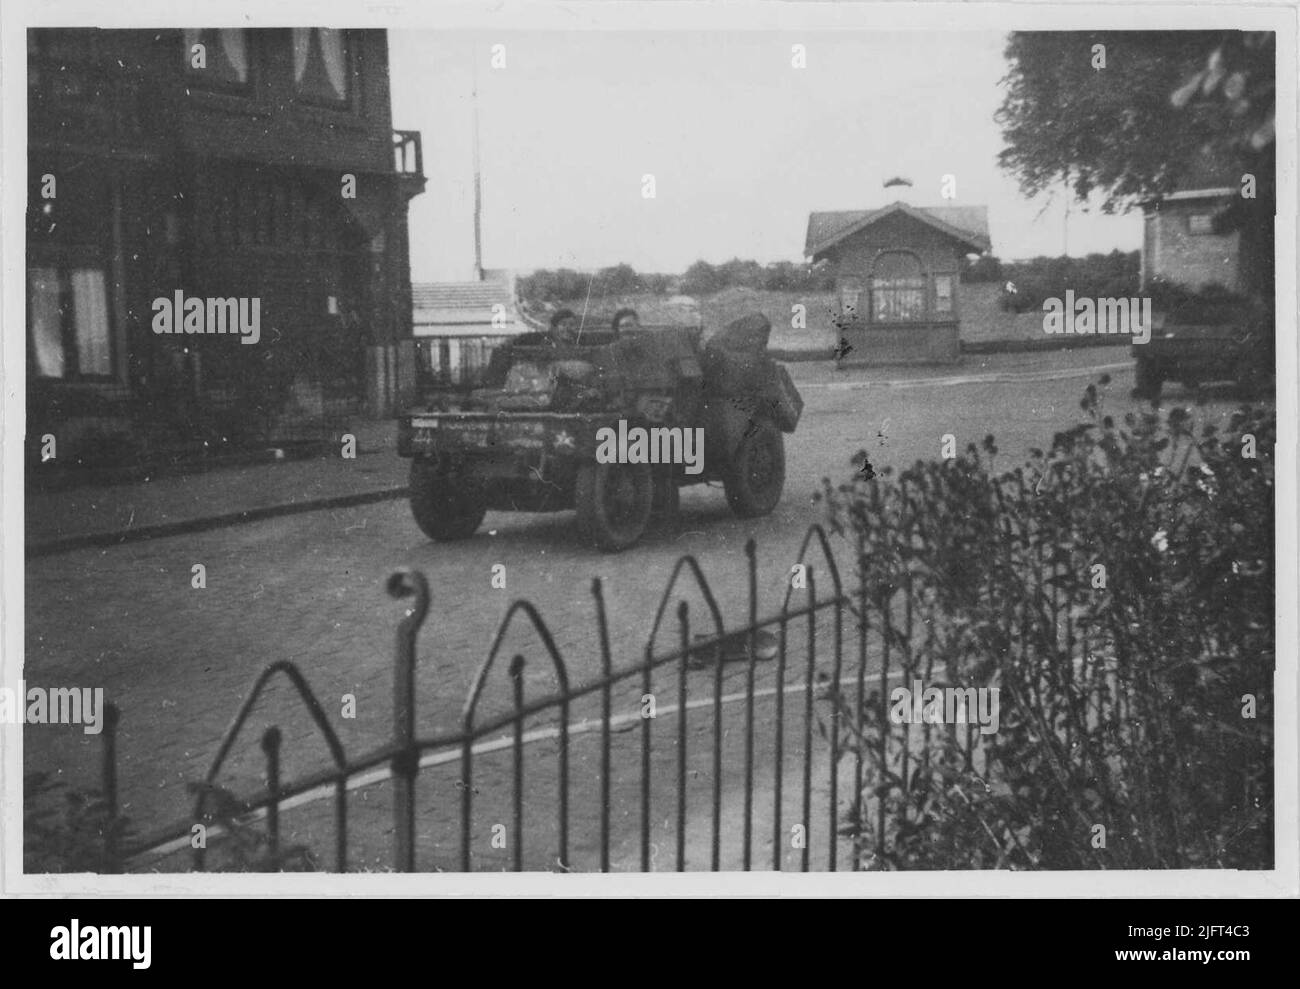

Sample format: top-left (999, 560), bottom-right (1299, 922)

top-left (806, 201), bottom-right (991, 258)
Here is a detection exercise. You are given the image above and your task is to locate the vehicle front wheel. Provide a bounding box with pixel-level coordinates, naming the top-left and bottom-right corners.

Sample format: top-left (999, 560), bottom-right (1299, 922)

top-left (724, 419), bottom-right (785, 518)
top-left (408, 457), bottom-right (486, 541)
top-left (574, 462), bottom-right (654, 551)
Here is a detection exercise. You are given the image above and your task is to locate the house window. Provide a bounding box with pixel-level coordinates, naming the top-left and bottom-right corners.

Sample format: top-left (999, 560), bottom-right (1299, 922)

top-left (292, 28), bottom-right (350, 105)
top-left (183, 29), bottom-right (250, 89)
top-left (1188, 214), bottom-right (1215, 235)
top-left (28, 265), bottom-right (114, 380)
top-left (933, 274), bottom-right (954, 315)
top-left (871, 252), bottom-right (926, 322)
top-left (839, 279), bottom-right (862, 323)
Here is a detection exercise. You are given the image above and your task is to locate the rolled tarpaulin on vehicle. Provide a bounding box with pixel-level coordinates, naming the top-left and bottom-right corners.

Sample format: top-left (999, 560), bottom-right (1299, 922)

top-left (703, 313), bottom-right (774, 397)
top-left (709, 312), bottom-right (772, 353)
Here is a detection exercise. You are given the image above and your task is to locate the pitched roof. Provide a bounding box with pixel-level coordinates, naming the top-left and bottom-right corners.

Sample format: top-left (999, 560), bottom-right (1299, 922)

top-left (1152, 188), bottom-right (1236, 203)
top-left (411, 281), bottom-right (512, 311)
top-left (412, 281), bottom-right (519, 336)
top-left (805, 202), bottom-right (991, 258)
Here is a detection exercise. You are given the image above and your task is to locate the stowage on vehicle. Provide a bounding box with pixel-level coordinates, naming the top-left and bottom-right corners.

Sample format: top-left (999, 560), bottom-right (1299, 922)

top-left (396, 313), bottom-right (804, 550)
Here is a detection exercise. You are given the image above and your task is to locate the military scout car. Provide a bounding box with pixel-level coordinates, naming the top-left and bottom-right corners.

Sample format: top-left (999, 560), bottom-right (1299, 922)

top-left (396, 313), bottom-right (803, 550)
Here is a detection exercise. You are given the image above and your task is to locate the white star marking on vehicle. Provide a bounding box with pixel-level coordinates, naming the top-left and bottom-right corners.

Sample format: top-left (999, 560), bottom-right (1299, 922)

top-left (553, 431), bottom-right (575, 450)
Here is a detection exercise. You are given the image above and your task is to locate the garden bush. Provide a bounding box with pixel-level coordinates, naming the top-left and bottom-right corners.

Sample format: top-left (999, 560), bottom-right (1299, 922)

top-left (818, 378), bottom-right (1274, 869)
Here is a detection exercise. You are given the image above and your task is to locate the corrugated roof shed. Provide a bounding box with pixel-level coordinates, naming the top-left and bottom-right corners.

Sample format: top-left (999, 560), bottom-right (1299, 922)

top-left (412, 282), bottom-right (511, 311)
top-left (412, 280), bottom-right (518, 337)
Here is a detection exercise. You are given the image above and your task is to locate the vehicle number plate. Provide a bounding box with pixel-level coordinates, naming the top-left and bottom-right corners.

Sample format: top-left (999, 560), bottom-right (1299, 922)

top-left (443, 421), bottom-right (494, 447)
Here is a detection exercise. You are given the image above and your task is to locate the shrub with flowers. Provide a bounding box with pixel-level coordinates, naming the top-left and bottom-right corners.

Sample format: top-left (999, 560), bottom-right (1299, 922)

top-left (818, 378), bottom-right (1274, 869)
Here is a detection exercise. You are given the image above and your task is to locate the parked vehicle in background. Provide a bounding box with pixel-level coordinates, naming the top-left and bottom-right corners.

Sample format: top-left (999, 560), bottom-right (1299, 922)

top-left (1133, 290), bottom-right (1274, 399)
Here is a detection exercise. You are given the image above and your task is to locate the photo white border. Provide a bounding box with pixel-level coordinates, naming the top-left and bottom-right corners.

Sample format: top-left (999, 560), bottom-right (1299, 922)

top-left (2, 0), bottom-right (1295, 899)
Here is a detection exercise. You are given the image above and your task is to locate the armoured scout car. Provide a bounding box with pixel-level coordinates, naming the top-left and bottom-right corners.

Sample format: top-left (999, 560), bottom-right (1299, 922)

top-left (396, 313), bottom-right (803, 551)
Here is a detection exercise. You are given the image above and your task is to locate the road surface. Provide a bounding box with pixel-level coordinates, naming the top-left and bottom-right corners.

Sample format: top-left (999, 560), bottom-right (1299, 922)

top-left (22, 350), bottom-right (1260, 870)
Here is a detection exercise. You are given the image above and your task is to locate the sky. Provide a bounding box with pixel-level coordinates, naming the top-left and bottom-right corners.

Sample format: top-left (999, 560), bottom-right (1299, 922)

top-left (390, 30), bottom-right (1143, 282)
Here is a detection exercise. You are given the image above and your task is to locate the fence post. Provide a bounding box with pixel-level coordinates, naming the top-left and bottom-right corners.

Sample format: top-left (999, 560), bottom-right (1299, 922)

top-left (676, 600), bottom-right (690, 872)
top-left (387, 570), bottom-right (430, 873)
top-left (853, 530), bottom-right (868, 871)
top-left (594, 578), bottom-right (613, 873)
top-left (872, 477), bottom-right (889, 867)
top-left (510, 655), bottom-right (526, 873)
top-left (743, 538), bottom-right (758, 871)
top-left (262, 726), bottom-right (282, 869)
top-left (101, 702), bottom-right (120, 874)
top-left (800, 566), bottom-right (816, 873)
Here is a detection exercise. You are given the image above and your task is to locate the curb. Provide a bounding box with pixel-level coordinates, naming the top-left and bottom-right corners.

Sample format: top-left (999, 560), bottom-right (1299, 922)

top-left (798, 361), bottom-right (1131, 392)
top-left (961, 336), bottom-right (1132, 356)
top-left (27, 440), bottom-right (338, 494)
top-left (770, 336), bottom-right (1131, 363)
top-left (26, 486), bottom-right (409, 559)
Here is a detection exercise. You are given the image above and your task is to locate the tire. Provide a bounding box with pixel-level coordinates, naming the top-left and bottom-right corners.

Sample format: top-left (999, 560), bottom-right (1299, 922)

top-left (574, 461), bottom-right (654, 551)
top-left (1133, 358), bottom-right (1163, 400)
top-left (408, 457), bottom-right (486, 542)
top-left (723, 418), bottom-right (785, 518)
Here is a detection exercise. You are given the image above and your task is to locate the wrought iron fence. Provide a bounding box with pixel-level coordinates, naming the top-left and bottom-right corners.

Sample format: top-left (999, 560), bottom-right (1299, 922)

top-left (100, 524), bottom-right (872, 873)
top-left (75, 451), bottom-right (1269, 873)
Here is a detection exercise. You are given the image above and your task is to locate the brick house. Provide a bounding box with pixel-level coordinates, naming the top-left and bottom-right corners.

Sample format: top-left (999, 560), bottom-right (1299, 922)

top-left (1140, 183), bottom-right (1243, 294)
top-left (26, 28), bottom-right (425, 465)
top-left (805, 201), bottom-right (991, 364)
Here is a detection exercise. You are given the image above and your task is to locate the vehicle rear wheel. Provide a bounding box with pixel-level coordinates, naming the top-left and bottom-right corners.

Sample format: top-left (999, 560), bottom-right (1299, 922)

top-left (408, 457), bottom-right (486, 541)
top-left (1133, 358), bottom-right (1163, 399)
top-left (724, 419), bottom-right (785, 518)
top-left (574, 462), bottom-right (654, 551)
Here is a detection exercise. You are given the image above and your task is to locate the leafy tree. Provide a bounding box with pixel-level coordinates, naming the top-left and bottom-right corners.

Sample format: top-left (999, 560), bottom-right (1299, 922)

top-left (997, 31), bottom-right (1275, 301)
top-left (761, 260), bottom-right (799, 291)
top-left (595, 263), bottom-right (641, 296)
top-left (641, 272), bottom-right (673, 295)
top-left (993, 251), bottom-right (1141, 313)
top-left (681, 260), bottom-right (722, 296)
top-left (717, 257), bottom-right (765, 289)
top-left (521, 256), bottom-right (861, 303)
top-left (519, 267), bottom-right (596, 303)
top-left (960, 254), bottom-right (1005, 283)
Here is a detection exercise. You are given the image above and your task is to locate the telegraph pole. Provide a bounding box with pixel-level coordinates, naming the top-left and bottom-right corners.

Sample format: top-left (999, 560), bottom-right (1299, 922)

top-left (471, 50), bottom-right (484, 281)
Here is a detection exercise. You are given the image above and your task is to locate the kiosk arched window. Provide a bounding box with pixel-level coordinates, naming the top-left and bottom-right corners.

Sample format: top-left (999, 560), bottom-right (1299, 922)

top-left (870, 252), bottom-right (926, 322)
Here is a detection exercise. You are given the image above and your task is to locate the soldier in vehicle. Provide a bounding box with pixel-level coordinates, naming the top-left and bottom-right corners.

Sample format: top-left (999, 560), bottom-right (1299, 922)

top-left (549, 307), bottom-right (581, 344)
top-left (611, 308), bottom-right (641, 335)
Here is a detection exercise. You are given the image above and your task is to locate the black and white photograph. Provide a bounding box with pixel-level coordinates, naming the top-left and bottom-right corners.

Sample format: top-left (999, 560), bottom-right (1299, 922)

top-left (2, 0), bottom-right (1295, 903)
